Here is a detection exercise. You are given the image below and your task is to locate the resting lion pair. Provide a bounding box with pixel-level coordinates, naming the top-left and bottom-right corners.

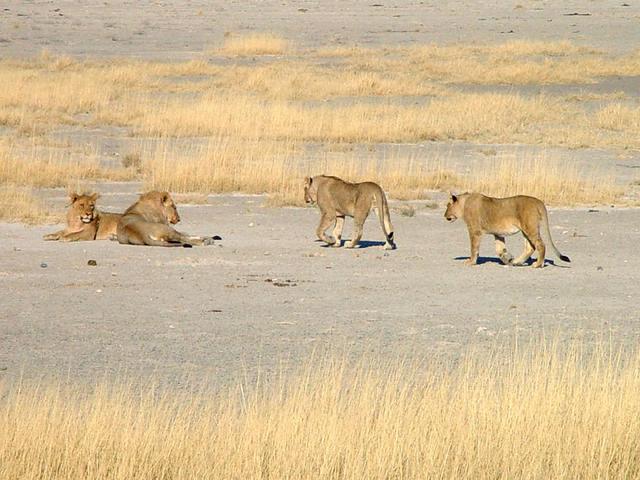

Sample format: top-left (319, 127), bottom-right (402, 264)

top-left (44, 191), bottom-right (221, 247)
top-left (304, 175), bottom-right (570, 268)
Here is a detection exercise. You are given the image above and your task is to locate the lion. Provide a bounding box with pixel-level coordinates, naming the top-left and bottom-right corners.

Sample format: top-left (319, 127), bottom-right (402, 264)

top-left (304, 175), bottom-right (396, 250)
top-left (43, 192), bottom-right (122, 242)
top-left (116, 191), bottom-right (221, 247)
top-left (444, 192), bottom-right (571, 268)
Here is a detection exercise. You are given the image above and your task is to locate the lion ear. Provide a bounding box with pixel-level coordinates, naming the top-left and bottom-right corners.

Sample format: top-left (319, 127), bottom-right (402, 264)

top-left (90, 192), bottom-right (100, 201)
top-left (304, 176), bottom-right (312, 185)
top-left (450, 192), bottom-right (458, 203)
top-left (69, 192), bottom-right (80, 203)
top-left (160, 192), bottom-right (170, 204)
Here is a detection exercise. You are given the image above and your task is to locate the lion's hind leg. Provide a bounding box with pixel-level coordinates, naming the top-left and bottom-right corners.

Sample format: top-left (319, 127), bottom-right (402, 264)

top-left (345, 213), bottom-right (366, 249)
top-left (494, 235), bottom-right (513, 265)
top-left (43, 230), bottom-right (63, 241)
top-left (512, 236), bottom-right (535, 266)
top-left (173, 230), bottom-right (220, 246)
top-left (520, 222), bottom-right (546, 268)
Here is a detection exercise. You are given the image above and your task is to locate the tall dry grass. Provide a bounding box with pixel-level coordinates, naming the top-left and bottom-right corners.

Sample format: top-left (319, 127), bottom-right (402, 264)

top-left (0, 185), bottom-right (58, 224)
top-left (142, 138), bottom-right (619, 206)
top-left (2, 343), bottom-right (640, 479)
top-left (1, 42), bottom-right (640, 149)
top-left (458, 155), bottom-right (621, 205)
top-left (0, 41), bottom-right (635, 212)
top-left (0, 142), bottom-right (136, 188)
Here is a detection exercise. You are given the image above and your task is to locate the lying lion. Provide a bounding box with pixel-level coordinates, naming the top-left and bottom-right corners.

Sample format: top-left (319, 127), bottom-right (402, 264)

top-left (117, 191), bottom-right (221, 247)
top-left (304, 175), bottom-right (396, 250)
top-left (43, 192), bottom-right (121, 242)
top-left (444, 192), bottom-right (570, 268)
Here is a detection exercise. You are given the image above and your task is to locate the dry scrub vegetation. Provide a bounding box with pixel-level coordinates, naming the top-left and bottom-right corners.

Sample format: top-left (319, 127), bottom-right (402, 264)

top-left (2, 344), bottom-right (639, 479)
top-left (0, 38), bottom-right (637, 216)
top-left (142, 139), bottom-right (618, 206)
top-left (219, 32), bottom-right (290, 56)
top-left (0, 185), bottom-right (58, 224)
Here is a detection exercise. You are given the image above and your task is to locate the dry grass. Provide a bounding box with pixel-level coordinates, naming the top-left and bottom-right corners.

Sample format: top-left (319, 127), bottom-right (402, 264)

top-left (141, 138), bottom-right (460, 206)
top-left (1, 42), bottom-right (640, 148)
top-left (2, 343), bottom-right (640, 479)
top-left (220, 33), bottom-right (289, 56)
top-left (0, 185), bottom-right (58, 224)
top-left (0, 42), bottom-right (639, 147)
top-left (0, 142), bottom-right (136, 189)
top-left (459, 154), bottom-right (621, 206)
top-left (0, 41), bottom-right (636, 211)
top-left (142, 138), bottom-right (619, 207)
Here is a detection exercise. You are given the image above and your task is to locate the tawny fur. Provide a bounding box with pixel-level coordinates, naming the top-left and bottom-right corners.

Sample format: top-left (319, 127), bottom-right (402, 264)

top-left (117, 191), bottom-right (220, 247)
top-left (43, 192), bottom-right (121, 242)
top-left (304, 175), bottom-right (396, 250)
top-left (444, 192), bottom-right (570, 268)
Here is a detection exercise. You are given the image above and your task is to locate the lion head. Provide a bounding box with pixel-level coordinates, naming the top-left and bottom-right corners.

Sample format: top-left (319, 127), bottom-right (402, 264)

top-left (444, 193), bottom-right (467, 222)
top-left (134, 191), bottom-right (181, 225)
top-left (67, 192), bottom-right (99, 226)
top-left (303, 176), bottom-right (318, 205)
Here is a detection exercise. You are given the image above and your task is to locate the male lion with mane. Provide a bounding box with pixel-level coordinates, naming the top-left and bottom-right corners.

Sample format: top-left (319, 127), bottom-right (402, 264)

top-left (43, 192), bottom-right (121, 242)
top-left (304, 175), bottom-right (396, 250)
top-left (444, 192), bottom-right (570, 268)
top-left (117, 191), bottom-right (221, 247)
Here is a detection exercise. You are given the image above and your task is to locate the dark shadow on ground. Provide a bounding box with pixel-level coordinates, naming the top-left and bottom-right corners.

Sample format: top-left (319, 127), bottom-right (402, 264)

top-left (454, 256), bottom-right (570, 268)
top-left (317, 239), bottom-right (387, 249)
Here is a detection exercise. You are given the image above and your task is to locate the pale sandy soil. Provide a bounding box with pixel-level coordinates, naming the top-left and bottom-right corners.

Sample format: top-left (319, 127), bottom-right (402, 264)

top-left (1, 0), bottom-right (639, 59)
top-left (1, 188), bottom-right (639, 386)
top-left (1, 1), bottom-right (640, 387)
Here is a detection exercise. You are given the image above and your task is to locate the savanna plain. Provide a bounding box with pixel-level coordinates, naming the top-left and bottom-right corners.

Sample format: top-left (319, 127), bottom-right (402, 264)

top-left (1, 1), bottom-right (640, 478)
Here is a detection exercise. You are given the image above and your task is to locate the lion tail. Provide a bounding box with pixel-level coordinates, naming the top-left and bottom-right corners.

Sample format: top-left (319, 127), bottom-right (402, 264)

top-left (374, 189), bottom-right (396, 249)
top-left (539, 204), bottom-right (570, 263)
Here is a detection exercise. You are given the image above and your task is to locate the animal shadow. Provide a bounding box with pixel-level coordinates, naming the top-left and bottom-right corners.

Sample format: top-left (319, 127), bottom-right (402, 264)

top-left (454, 256), bottom-right (569, 268)
top-left (316, 239), bottom-right (387, 249)
top-left (454, 256), bottom-right (503, 266)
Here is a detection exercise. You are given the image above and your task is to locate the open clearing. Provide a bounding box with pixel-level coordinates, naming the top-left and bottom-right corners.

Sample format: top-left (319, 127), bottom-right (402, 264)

top-left (1, 187), bottom-right (639, 386)
top-left (3, 1), bottom-right (640, 477)
top-left (1, 0), bottom-right (640, 385)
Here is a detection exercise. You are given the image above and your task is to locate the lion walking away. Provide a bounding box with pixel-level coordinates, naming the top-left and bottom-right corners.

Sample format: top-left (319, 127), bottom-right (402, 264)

top-left (304, 175), bottom-right (396, 250)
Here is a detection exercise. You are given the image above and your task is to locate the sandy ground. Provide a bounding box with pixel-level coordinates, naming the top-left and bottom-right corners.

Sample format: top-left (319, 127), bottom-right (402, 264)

top-left (2, 1), bottom-right (640, 388)
top-left (1, 189), bottom-right (639, 387)
top-left (1, 0), bottom-right (640, 59)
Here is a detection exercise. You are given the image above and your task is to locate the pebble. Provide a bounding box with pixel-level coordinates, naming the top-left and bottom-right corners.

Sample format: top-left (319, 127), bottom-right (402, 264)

top-left (87, 259), bottom-right (97, 266)
top-left (40, 262), bottom-right (47, 268)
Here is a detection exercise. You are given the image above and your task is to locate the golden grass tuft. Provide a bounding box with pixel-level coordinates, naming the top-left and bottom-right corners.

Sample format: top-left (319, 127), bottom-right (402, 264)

top-left (2, 344), bottom-right (640, 479)
top-left (0, 185), bottom-right (59, 224)
top-left (220, 33), bottom-right (289, 56)
top-left (0, 143), bottom-right (137, 189)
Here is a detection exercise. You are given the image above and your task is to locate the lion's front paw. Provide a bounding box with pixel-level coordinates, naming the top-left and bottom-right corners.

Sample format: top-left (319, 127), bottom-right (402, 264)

top-left (463, 258), bottom-right (477, 266)
top-left (43, 234), bottom-right (58, 241)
